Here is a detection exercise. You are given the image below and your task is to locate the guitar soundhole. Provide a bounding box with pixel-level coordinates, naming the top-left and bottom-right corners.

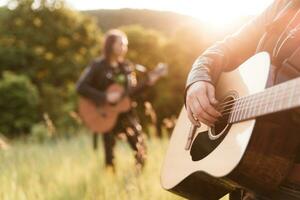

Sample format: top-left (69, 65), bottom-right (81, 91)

top-left (208, 95), bottom-right (235, 140)
top-left (190, 94), bottom-right (236, 161)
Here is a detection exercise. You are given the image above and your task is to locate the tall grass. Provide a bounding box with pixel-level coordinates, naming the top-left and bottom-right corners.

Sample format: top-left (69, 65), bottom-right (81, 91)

top-left (0, 134), bottom-right (228, 200)
top-left (0, 134), bottom-right (179, 200)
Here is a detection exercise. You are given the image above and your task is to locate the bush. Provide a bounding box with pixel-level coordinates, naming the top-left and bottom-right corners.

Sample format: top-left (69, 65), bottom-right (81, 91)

top-left (0, 71), bottom-right (40, 137)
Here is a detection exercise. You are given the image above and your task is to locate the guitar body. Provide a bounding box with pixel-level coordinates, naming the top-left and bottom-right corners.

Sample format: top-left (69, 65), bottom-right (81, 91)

top-left (79, 84), bottom-right (131, 134)
top-left (161, 52), bottom-right (300, 199)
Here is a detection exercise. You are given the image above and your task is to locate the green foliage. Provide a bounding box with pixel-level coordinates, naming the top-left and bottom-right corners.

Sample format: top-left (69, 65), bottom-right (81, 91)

top-left (0, 0), bottom-right (102, 132)
top-left (0, 71), bottom-right (40, 137)
top-left (121, 25), bottom-right (165, 68)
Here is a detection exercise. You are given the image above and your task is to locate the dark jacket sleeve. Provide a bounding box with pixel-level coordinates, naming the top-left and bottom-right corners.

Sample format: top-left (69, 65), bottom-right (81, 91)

top-left (76, 63), bottom-right (107, 105)
top-left (125, 63), bottom-right (150, 96)
top-left (186, 0), bottom-right (288, 89)
top-left (131, 73), bottom-right (151, 95)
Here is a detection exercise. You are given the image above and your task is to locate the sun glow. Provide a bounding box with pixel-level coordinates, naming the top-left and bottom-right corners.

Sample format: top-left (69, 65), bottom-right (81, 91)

top-left (171, 0), bottom-right (273, 27)
top-left (64, 0), bottom-right (273, 27)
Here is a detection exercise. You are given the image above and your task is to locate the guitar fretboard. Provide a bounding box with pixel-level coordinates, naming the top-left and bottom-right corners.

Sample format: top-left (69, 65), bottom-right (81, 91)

top-left (226, 77), bottom-right (300, 123)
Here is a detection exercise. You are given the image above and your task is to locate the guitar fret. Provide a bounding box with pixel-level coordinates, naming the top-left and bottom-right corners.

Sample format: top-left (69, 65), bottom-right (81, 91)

top-left (243, 96), bottom-right (249, 120)
top-left (231, 101), bottom-right (238, 123)
top-left (263, 90), bottom-right (270, 115)
top-left (272, 86), bottom-right (278, 113)
top-left (236, 99), bottom-right (243, 122)
top-left (294, 81), bottom-right (299, 105)
top-left (245, 95), bottom-right (252, 119)
top-left (249, 94), bottom-right (257, 118)
top-left (278, 84), bottom-right (284, 111)
top-left (255, 93), bottom-right (262, 117)
top-left (255, 93), bottom-right (265, 115)
top-left (297, 81), bottom-right (300, 105)
top-left (290, 80), bottom-right (296, 108)
top-left (239, 98), bottom-right (245, 122)
top-left (229, 100), bottom-right (238, 123)
top-left (271, 87), bottom-right (276, 113)
top-left (267, 89), bottom-right (272, 113)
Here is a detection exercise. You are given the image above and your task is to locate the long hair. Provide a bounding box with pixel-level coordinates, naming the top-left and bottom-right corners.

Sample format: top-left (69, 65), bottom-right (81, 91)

top-left (103, 29), bottom-right (127, 61)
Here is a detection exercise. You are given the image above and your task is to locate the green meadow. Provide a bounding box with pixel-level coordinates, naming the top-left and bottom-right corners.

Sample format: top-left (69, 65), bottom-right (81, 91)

top-left (0, 134), bottom-right (229, 200)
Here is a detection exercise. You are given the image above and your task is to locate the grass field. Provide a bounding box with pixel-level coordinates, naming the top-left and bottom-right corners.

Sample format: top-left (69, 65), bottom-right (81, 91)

top-left (0, 134), bottom-right (228, 200)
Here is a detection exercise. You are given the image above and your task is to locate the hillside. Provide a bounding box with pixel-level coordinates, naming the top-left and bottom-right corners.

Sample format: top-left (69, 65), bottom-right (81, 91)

top-left (84, 8), bottom-right (253, 37)
top-left (84, 9), bottom-right (204, 36)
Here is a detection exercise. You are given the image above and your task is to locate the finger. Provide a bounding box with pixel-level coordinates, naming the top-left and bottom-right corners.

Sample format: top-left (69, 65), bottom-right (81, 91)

top-left (187, 106), bottom-right (200, 126)
top-left (191, 101), bottom-right (217, 125)
top-left (197, 91), bottom-right (221, 118)
top-left (196, 115), bottom-right (213, 127)
top-left (189, 96), bottom-right (217, 125)
top-left (206, 84), bottom-right (218, 105)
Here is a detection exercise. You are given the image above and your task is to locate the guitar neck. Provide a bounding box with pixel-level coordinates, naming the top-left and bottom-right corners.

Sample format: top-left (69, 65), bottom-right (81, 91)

top-left (228, 77), bottom-right (300, 123)
top-left (127, 64), bottom-right (167, 96)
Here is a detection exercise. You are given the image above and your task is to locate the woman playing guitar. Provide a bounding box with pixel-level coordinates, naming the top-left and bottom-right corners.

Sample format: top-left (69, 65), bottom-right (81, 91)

top-left (76, 29), bottom-right (160, 172)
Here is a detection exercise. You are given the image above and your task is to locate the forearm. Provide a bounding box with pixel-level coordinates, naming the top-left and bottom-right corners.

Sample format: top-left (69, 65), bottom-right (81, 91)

top-left (76, 63), bottom-right (107, 105)
top-left (76, 83), bottom-right (107, 105)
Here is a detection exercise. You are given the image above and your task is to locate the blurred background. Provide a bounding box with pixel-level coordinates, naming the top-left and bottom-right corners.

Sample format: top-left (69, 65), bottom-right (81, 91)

top-left (0, 0), bottom-right (272, 199)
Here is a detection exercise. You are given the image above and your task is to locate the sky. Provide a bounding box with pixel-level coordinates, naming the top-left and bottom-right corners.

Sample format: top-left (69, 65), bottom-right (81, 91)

top-left (0, 0), bottom-right (274, 25)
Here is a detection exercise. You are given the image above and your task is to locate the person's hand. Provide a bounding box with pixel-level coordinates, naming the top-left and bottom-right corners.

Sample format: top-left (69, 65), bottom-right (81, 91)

top-left (106, 91), bottom-right (122, 104)
top-left (186, 81), bottom-right (221, 127)
top-left (148, 73), bottom-right (160, 85)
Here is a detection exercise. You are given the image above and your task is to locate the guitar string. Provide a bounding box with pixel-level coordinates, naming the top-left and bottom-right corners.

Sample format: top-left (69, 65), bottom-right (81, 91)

top-left (221, 89), bottom-right (299, 117)
top-left (210, 87), bottom-right (300, 125)
top-left (213, 92), bottom-right (300, 125)
top-left (216, 80), bottom-right (298, 113)
top-left (216, 80), bottom-right (298, 111)
top-left (215, 78), bottom-right (299, 108)
top-left (220, 84), bottom-right (292, 114)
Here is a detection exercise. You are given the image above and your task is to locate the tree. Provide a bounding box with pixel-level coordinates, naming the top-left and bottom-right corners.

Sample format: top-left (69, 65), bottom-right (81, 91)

top-left (0, 0), bottom-right (102, 130)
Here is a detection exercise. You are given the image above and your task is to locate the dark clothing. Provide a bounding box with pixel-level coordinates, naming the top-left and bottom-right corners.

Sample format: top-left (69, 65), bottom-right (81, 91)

top-left (185, 0), bottom-right (300, 199)
top-left (76, 57), bottom-right (149, 106)
top-left (76, 57), bottom-right (148, 168)
top-left (102, 110), bottom-right (146, 167)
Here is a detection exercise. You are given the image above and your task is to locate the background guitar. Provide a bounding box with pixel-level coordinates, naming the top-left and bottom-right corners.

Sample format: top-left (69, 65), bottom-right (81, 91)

top-left (79, 63), bottom-right (168, 134)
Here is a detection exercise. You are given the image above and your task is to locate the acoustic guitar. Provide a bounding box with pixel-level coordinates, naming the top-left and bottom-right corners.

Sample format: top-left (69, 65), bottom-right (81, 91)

top-left (79, 63), bottom-right (168, 134)
top-left (161, 52), bottom-right (300, 199)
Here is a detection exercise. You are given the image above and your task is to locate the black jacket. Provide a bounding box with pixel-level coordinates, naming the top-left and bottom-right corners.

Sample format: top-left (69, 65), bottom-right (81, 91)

top-left (76, 57), bottom-right (149, 105)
